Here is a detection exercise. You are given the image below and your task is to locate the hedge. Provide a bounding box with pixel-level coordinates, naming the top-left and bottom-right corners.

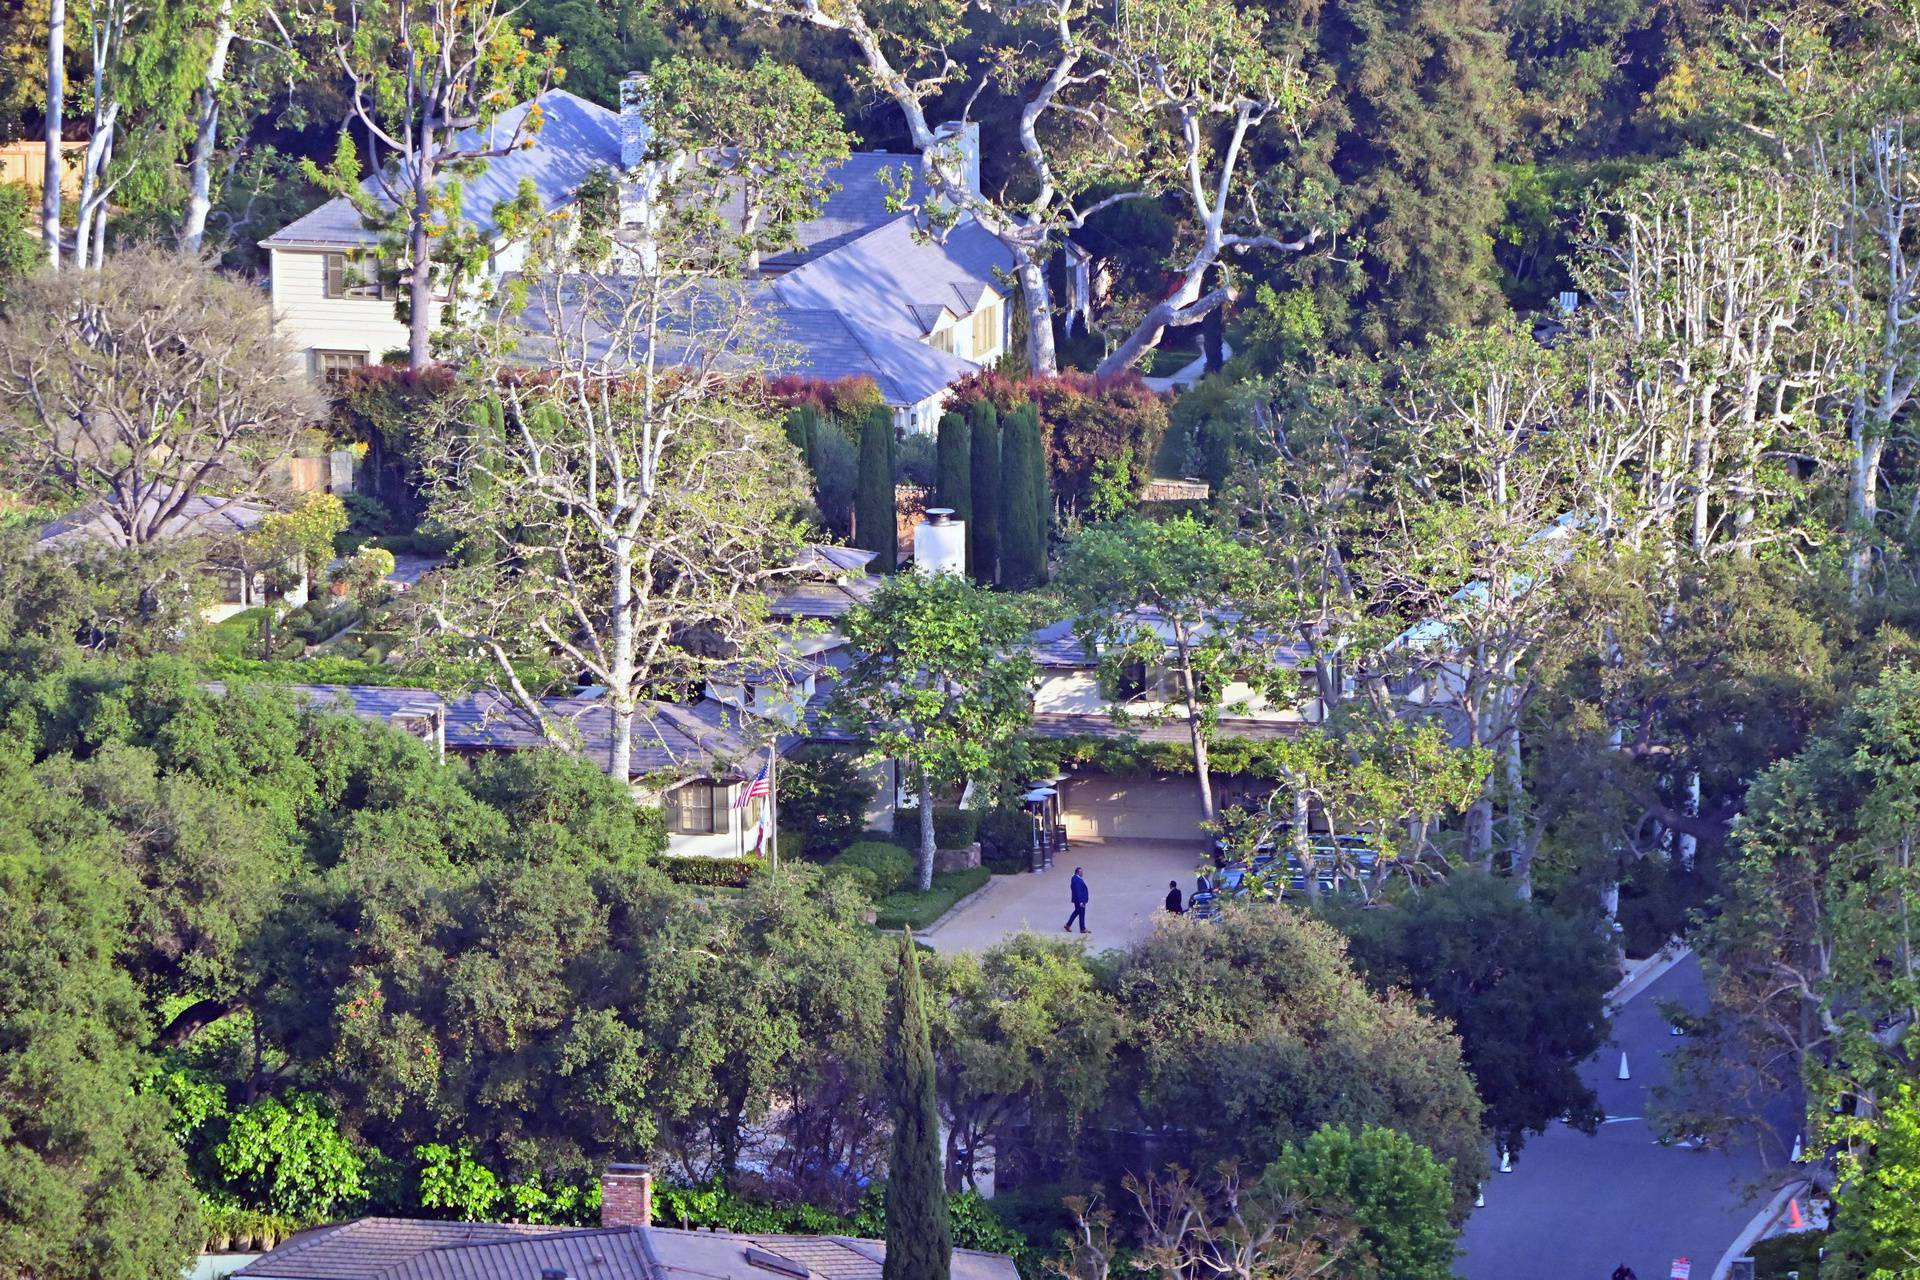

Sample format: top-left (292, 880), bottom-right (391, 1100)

top-left (659, 856), bottom-right (764, 888)
top-left (831, 841), bottom-right (915, 898)
top-left (932, 807), bottom-right (980, 849)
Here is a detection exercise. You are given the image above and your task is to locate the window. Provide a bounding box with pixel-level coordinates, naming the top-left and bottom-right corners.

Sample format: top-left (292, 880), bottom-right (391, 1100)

top-left (970, 301), bottom-right (1000, 356)
top-left (929, 325), bottom-right (957, 355)
top-left (666, 781), bottom-right (721, 835)
top-left (312, 349), bottom-right (369, 383)
top-left (323, 251), bottom-right (389, 300)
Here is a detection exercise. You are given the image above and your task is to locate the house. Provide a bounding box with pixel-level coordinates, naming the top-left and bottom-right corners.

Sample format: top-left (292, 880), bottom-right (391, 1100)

top-left (261, 82), bottom-right (1014, 432)
top-left (1021, 613), bottom-right (1320, 849)
top-left (34, 489), bottom-right (308, 623)
top-left (275, 684), bottom-right (776, 859)
top-left (234, 1165), bottom-right (1020, 1280)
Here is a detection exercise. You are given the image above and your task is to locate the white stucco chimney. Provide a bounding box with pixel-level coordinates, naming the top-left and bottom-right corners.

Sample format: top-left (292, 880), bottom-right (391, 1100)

top-left (914, 508), bottom-right (966, 576)
top-left (928, 121), bottom-right (981, 201)
top-left (618, 72), bottom-right (652, 170)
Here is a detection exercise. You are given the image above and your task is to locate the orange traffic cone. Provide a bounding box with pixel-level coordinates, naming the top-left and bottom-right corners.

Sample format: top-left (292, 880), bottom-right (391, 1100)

top-left (1789, 1198), bottom-right (1805, 1230)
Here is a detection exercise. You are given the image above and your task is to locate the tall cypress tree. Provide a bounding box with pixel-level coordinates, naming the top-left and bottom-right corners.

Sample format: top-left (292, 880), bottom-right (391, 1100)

top-left (856, 407), bottom-right (897, 571)
top-left (884, 929), bottom-right (951, 1280)
top-left (935, 411), bottom-right (971, 529)
top-left (785, 404), bottom-right (821, 471)
top-left (967, 401), bottom-right (1000, 586)
top-left (1028, 406), bottom-right (1051, 585)
top-left (1000, 403), bottom-right (1043, 589)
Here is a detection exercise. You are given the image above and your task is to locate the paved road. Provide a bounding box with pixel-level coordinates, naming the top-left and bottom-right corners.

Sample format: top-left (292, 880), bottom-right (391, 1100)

top-left (1457, 955), bottom-right (1800, 1280)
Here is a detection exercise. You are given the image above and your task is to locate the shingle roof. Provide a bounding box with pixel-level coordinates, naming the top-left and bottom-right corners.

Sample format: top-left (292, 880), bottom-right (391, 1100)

top-left (37, 489), bottom-right (273, 550)
top-left (1024, 612), bottom-right (1311, 669)
top-left (263, 90), bottom-right (621, 248)
top-left (794, 545), bottom-right (877, 576)
top-left (773, 215), bottom-right (1014, 346)
top-left (235, 1218), bottom-right (566, 1279)
top-left (1027, 712), bottom-right (1307, 742)
top-left (734, 151), bottom-right (931, 271)
top-left (272, 685), bottom-right (756, 780)
top-left (238, 1220), bottom-right (1019, 1280)
top-left (768, 579), bottom-right (884, 620)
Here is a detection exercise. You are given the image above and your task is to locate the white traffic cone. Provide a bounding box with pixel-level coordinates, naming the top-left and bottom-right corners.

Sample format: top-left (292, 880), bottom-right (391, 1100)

top-left (1791, 1133), bottom-right (1803, 1162)
top-left (1476, 1187), bottom-right (1486, 1208)
top-left (1499, 1148), bottom-right (1512, 1173)
top-left (1618, 1052), bottom-right (1631, 1080)
top-left (1671, 1023), bottom-right (1684, 1036)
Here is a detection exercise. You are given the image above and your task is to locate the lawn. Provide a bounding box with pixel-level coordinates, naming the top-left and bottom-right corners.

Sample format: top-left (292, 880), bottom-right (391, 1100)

top-left (874, 866), bottom-right (991, 931)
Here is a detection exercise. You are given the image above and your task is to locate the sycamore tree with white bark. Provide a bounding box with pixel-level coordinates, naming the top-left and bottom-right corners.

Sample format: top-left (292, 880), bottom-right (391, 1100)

top-left (409, 158), bottom-right (818, 785)
top-left (743, 0), bottom-right (1324, 375)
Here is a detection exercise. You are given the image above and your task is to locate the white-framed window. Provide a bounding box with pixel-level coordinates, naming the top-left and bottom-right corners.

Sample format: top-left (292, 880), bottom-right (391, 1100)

top-left (666, 780), bottom-right (722, 835)
top-left (323, 251), bottom-right (390, 300)
top-left (312, 349), bottom-right (370, 382)
top-left (929, 324), bottom-right (958, 355)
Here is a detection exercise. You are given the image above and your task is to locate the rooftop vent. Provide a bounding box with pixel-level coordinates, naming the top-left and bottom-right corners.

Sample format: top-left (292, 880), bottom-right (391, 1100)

top-left (745, 1247), bottom-right (813, 1280)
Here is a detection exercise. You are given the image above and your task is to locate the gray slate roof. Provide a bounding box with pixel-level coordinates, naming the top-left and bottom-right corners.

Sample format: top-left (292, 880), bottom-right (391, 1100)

top-left (733, 151), bottom-right (930, 271)
top-left (274, 684), bottom-right (756, 780)
top-left (37, 489), bottom-right (273, 551)
top-left (237, 1219), bottom-right (1020, 1280)
top-left (263, 90), bottom-right (622, 249)
top-left (768, 579), bottom-right (884, 620)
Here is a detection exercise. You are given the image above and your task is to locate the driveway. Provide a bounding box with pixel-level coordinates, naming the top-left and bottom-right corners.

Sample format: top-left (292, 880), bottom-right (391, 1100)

top-left (1457, 954), bottom-right (1800, 1280)
top-left (921, 841), bottom-right (1205, 953)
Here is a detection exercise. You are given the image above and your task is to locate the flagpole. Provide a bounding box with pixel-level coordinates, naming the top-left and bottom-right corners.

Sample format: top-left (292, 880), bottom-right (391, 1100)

top-left (767, 741), bottom-right (779, 872)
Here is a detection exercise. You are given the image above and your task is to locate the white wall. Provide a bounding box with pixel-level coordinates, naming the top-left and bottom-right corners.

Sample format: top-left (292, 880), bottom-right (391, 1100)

top-left (269, 249), bottom-right (417, 373)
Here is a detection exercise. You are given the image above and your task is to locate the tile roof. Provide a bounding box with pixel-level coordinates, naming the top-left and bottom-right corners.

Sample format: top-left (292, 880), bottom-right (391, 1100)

top-left (263, 91), bottom-right (621, 248)
top-left (238, 1219), bottom-right (1019, 1280)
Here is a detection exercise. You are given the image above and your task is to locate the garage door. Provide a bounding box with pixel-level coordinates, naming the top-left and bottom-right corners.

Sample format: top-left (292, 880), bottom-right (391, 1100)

top-left (1061, 774), bottom-right (1208, 845)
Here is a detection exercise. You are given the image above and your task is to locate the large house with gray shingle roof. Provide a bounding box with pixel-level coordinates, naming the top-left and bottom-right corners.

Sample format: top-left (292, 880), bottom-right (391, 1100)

top-left (263, 80), bottom-right (1012, 432)
top-left (235, 1166), bottom-right (1020, 1280)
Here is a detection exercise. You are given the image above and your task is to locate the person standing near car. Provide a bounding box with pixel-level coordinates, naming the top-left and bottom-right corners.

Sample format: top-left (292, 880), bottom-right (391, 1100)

top-left (1064, 866), bottom-right (1089, 933)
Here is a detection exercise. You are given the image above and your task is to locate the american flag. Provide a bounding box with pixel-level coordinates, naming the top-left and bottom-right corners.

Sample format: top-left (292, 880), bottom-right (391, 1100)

top-left (734, 765), bottom-right (771, 808)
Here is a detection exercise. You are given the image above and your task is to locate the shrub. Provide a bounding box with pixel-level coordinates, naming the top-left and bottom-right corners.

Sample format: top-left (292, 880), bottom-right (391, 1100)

top-left (779, 745), bottom-right (874, 860)
top-left (933, 807), bottom-right (980, 849)
top-left (660, 856), bottom-right (763, 888)
top-left (895, 432), bottom-right (937, 487)
top-left (978, 806), bottom-right (1035, 871)
top-left (212, 1091), bottom-right (367, 1220)
top-left (948, 368), bottom-right (1168, 517)
top-left (832, 841), bottom-right (915, 895)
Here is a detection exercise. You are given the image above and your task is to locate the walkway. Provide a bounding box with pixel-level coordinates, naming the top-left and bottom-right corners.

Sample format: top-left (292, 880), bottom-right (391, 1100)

top-left (920, 841), bottom-right (1203, 953)
top-left (1457, 955), bottom-right (1800, 1280)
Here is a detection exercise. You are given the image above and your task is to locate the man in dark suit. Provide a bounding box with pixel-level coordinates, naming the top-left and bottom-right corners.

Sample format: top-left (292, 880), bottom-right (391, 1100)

top-left (1064, 867), bottom-right (1089, 933)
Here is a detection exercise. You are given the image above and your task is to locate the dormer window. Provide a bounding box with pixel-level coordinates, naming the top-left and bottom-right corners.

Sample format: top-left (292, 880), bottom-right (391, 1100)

top-left (930, 325), bottom-right (957, 355)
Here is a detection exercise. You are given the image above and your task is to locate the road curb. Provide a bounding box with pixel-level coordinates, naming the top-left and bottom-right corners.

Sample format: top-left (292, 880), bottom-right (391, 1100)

top-left (1606, 939), bottom-right (1692, 1013)
top-left (910, 876), bottom-right (1002, 939)
top-left (1712, 1178), bottom-right (1810, 1280)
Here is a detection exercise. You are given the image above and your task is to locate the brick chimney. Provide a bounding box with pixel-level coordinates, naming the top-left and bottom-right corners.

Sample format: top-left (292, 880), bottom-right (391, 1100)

top-left (601, 1163), bottom-right (653, 1228)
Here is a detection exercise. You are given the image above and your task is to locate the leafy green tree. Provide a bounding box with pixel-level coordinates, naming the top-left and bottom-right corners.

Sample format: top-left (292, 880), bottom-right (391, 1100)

top-left (998, 404), bottom-right (1047, 589)
top-left (648, 57), bottom-right (853, 273)
top-left (830, 573), bottom-right (1035, 890)
top-left (935, 412), bottom-right (971, 532)
top-left (1266, 1123), bottom-right (1459, 1280)
top-left (885, 930), bottom-right (951, 1280)
top-left (305, 0), bottom-right (558, 368)
top-left (966, 401), bottom-right (1001, 586)
top-left (855, 408), bottom-right (898, 571)
top-left (0, 752), bottom-right (201, 1280)
top-left (933, 935), bottom-right (1122, 1192)
top-left (1326, 875), bottom-right (1614, 1154)
top-left (1106, 907), bottom-right (1487, 1199)
top-left (213, 1090), bottom-right (368, 1219)
top-left (246, 493), bottom-right (350, 596)
top-left (1827, 1082), bottom-right (1920, 1280)
top-left (777, 745), bottom-right (875, 861)
top-left (1057, 515), bottom-right (1273, 819)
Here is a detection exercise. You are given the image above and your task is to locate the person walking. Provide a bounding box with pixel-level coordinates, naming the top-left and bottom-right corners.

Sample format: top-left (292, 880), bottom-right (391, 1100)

top-left (1064, 866), bottom-right (1089, 933)
top-left (1165, 880), bottom-right (1184, 914)
top-left (1610, 1265), bottom-right (1636, 1280)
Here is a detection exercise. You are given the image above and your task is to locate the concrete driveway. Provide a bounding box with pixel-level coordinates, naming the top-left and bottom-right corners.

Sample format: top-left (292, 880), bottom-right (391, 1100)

top-left (1457, 954), bottom-right (1800, 1280)
top-left (920, 841), bottom-right (1206, 954)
